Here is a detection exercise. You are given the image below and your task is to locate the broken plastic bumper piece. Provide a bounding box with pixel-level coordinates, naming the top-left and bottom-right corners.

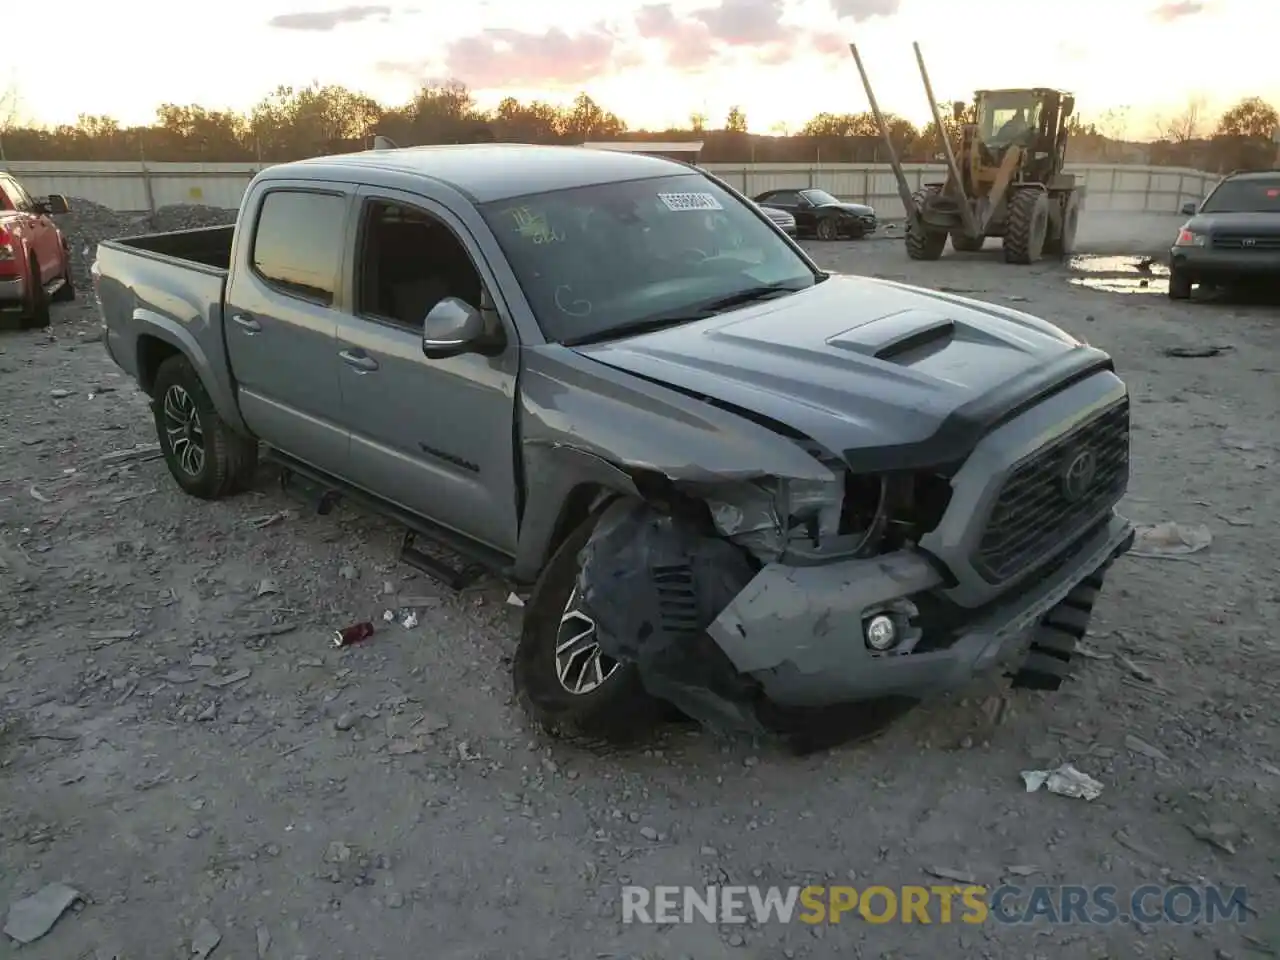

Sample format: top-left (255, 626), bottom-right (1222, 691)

top-left (707, 512), bottom-right (1135, 708)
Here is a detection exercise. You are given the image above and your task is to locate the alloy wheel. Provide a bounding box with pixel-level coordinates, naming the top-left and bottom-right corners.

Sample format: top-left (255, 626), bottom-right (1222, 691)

top-left (554, 587), bottom-right (621, 695)
top-left (162, 385), bottom-right (206, 477)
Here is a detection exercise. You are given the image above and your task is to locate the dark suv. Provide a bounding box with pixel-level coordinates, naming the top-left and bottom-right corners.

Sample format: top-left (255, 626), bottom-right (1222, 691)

top-left (1170, 169), bottom-right (1280, 299)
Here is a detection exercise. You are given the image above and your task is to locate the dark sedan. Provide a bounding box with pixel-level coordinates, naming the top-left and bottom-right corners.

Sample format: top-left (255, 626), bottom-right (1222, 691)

top-left (753, 188), bottom-right (877, 240)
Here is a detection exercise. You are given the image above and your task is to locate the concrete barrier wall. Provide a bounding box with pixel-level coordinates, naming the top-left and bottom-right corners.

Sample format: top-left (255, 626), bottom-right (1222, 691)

top-left (0, 159), bottom-right (1219, 217)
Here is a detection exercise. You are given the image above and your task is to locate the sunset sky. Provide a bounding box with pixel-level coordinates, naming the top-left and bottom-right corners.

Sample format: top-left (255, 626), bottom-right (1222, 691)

top-left (8, 0), bottom-right (1278, 138)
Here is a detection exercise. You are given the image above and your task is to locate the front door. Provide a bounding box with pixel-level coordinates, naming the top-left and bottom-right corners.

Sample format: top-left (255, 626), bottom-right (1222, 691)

top-left (333, 188), bottom-right (521, 555)
top-left (223, 183), bottom-right (353, 475)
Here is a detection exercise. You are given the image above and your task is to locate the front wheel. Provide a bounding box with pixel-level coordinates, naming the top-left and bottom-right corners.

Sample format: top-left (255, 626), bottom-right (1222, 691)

top-left (816, 218), bottom-right (839, 241)
top-left (1003, 189), bottom-right (1050, 264)
top-left (514, 512), bottom-right (666, 744)
top-left (152, 355), bottom-right (259, 500)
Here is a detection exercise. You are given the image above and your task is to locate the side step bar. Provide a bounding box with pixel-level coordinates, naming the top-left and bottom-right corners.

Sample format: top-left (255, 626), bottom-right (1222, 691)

top-left (266, 448), bottom-right (514, 591)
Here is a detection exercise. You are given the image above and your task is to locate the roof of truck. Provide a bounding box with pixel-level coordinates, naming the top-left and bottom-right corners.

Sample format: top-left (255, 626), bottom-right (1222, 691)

top-left (273, 143), bottom-right (693, 203)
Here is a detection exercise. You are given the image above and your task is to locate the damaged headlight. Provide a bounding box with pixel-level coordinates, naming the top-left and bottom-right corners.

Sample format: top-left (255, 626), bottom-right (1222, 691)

top-left (704, 474), bottom-right (848, 563)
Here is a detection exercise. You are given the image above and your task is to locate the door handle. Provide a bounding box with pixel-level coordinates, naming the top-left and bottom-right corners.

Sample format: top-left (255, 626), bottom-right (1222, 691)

top-left (232, 313), bottom-right (261, 333)
top-left (339, 350), bottom-right (379, 372)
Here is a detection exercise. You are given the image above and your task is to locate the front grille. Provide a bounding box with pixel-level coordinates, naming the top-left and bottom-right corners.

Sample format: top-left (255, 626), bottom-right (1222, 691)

top-left (1212, 234), bottom-right (1280, 250)
top-left (973, 399), bottom-right (1129, 583)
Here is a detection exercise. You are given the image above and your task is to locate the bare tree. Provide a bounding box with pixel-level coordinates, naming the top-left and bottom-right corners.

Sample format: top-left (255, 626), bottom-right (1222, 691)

top-left (0, 76), bottom-right (21, 161)
top-left (1157, 95), bottom-right (1208, 143)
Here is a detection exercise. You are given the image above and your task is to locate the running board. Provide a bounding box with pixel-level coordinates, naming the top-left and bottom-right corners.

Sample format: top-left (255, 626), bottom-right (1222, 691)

top-left (45, 278), bottom-right (67, 297)
top-left (265, 448), bottom-right (513, 590)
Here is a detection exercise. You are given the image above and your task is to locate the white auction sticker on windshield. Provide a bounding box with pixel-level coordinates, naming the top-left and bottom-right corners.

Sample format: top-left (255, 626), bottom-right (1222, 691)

top-left (658, 192), bottom-right (723, 211)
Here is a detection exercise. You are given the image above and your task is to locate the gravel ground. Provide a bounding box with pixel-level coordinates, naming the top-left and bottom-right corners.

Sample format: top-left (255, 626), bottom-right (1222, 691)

top-left (1, 210), bottom-right (1278, 959)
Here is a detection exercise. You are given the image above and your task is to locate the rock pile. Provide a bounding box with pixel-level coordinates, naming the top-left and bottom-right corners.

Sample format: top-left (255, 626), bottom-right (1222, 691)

top-left (53, 198), bottom-right (237, 286)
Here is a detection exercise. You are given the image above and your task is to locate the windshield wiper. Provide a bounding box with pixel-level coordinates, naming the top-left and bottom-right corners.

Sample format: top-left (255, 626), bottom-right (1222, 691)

top-left (563, 282), bottom-right (808, 347)
top-left (694, 280), bottom-right (808, 312)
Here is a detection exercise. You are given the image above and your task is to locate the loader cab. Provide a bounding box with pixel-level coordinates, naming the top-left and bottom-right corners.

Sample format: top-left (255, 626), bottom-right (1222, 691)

top-left (973, 88), bottom-right (1074, 183)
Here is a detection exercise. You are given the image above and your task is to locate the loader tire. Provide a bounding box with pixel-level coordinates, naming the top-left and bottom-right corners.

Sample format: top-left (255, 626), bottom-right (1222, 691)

top-left (950, 231), bottom-right (985, 252)
top-left (905, 188), bottom-right (947, 261)
top-left (1003, 189), bottom-right (1050, 264)
top-left (1044, 190), bottom-right (1082, 257)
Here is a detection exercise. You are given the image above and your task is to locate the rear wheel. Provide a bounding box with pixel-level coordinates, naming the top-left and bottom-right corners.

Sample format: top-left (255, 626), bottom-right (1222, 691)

top-left (152, 355), bottom-right (259, 500)
top-left (816, 218), bottom-right (839, 241)
top-left (1003, 189), bottom-right (1050, 264)
top-left (18, 256), bottom-right (51, 330)
top-left (905, 188), bottom-right (947, 261)
top-left (51, 247), bottom-right (76, 303)
top-left (1168, 267), bottom-right (1193, 300)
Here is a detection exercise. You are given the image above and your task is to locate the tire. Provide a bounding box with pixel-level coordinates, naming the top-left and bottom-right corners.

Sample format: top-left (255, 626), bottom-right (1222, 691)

top-left (51, 247), bottom-right (76, 303)
top-left (1168, 267), bottom-right (1192, 300)
top-left (1044, 190), bottom-right (1081, 257)
top-left (152, 355), bottom-right (259, 500)
top-left (18, 256), bottom-right (51, 330)
top-left (514, 511), bottom-right (667, 745)
top-left (905, 188), bottom-right (947, 261)
top-left (1003, 189), bottom-right (1051, 264)
top-left (816, 217), bottom-right (839, 241)
top-left (950, 231), bottom-right (985, 252)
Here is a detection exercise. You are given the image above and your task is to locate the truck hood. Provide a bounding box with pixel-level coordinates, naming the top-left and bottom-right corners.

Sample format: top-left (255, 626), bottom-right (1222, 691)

top-left (573, 274), bottom-right (1111, 471)
top-left (1186, 211), bottom-right (1280, 236)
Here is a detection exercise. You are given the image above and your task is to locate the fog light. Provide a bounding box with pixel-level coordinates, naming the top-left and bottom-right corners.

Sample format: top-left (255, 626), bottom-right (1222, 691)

top-left (864, 614), bottom-right (898, 651)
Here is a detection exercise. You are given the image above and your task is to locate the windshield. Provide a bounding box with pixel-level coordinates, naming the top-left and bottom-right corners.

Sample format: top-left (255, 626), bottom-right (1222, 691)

top-left (1200, 177), bottom-right (1280, 214)
top-left (479, 173), bottom-right (817, 344)
top-left (977, 92), bottom-right (1042, 147)
top-left (802, 189), bottom-right (839, 205)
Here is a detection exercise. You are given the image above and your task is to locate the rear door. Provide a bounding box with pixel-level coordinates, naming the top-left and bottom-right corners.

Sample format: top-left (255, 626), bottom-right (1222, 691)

top-left (223, 182), bottom-right (353, 475)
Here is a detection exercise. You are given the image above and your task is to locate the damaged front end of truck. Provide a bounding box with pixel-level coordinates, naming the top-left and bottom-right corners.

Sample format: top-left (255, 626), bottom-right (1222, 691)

top-left (569, 450), bottom-right (963, 739)
top-left (515, 343), bottom-right (1135, 747)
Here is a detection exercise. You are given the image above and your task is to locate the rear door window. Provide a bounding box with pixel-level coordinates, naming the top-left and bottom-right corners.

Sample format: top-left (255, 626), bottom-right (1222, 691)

top-left (250, 189), bottom-right (346, 305)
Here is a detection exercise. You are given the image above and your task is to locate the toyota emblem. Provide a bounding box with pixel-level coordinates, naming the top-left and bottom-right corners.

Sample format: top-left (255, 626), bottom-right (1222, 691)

top-left (1061, 449), bottom-right (1098, 502)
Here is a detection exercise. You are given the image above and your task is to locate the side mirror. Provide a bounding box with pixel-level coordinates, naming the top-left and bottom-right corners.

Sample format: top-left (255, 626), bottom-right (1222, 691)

top-left (421, 296), bottom-right (505, 360)
top-left (795, 195), bottom-right (811, 208)
top-left (1180, 201), bottom-right (1197, 216)
top-left (952, 101), bottom-right (966, 122)
top-left (45, 194), bottom-right (70, 215)
top-left (1062, 96), bottom-right (1075, 118)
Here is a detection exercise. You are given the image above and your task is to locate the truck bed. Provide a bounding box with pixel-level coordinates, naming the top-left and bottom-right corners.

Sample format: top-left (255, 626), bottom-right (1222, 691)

top-left (95, 226), bottom-right (235, 406)
top-left (109, 225), bottom-right (235, 271)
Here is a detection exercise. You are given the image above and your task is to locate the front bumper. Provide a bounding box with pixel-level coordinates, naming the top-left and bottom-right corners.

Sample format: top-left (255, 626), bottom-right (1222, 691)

top-left (708, 512), bottom-right (1134, 707)
top-left (1171, 246), bottom-right (1280, 278)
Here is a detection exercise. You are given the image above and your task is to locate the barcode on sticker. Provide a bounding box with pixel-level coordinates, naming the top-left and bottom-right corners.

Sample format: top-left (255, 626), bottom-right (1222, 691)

top-left (658, 192), bottom-right (723, 211)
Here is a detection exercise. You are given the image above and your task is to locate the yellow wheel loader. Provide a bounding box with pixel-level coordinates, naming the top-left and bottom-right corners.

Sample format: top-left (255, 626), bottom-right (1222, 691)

top-left (848, 42), bottom-right (1084, 264)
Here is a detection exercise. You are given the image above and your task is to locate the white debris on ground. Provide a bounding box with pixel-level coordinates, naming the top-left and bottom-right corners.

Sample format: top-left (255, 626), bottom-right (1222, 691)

top-left (1021, 763), bottom-right (1105, 801)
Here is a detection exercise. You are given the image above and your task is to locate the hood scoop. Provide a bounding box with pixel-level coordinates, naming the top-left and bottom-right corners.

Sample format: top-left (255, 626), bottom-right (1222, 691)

top-left (826, 309), bottom-right (957, 362)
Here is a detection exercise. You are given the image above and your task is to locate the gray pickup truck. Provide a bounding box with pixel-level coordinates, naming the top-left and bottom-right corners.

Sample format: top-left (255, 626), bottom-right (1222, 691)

top-left (94, 144), bottom-right (1134, 744)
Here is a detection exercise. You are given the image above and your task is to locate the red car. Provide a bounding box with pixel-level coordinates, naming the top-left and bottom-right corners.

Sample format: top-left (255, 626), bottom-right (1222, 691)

top-left (0, 171), bottom-right (75, 328)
